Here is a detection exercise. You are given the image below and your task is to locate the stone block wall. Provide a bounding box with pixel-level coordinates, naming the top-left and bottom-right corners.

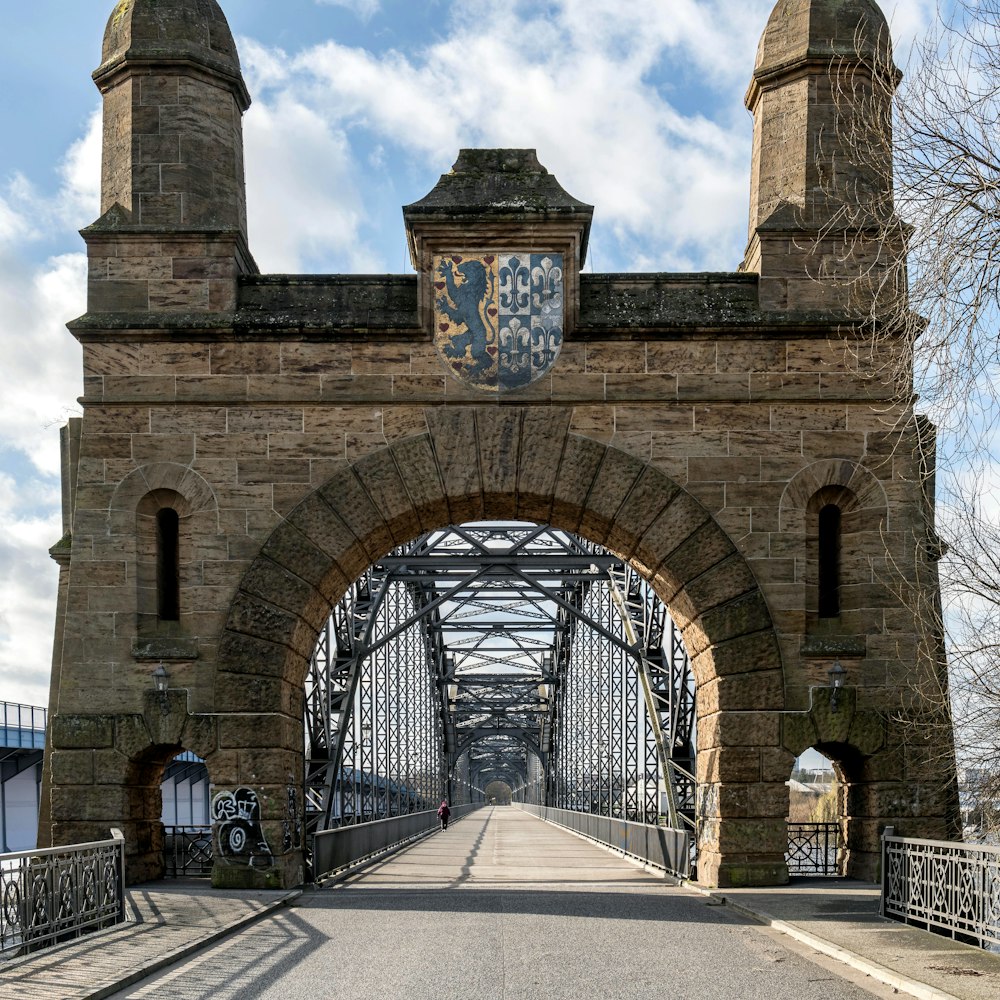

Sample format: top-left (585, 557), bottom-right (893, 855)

top-left (41, 0), bottom-right (959, 890)
top-left (44, 291), bottom-right (959, 885)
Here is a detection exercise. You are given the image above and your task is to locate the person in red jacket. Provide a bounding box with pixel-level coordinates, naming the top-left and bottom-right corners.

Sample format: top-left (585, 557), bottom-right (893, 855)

top-left (437, 800), bottom-right (451, 831)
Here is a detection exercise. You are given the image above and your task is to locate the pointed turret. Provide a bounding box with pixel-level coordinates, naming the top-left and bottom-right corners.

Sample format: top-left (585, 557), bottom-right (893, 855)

top-left (84, 0), bottom-right (255, 317)
top-left (743, 0), bottom-right (904, 312)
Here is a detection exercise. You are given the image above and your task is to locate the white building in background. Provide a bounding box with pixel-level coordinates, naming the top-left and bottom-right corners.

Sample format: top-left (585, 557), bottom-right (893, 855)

top-left (0, 702), bottom-right (45, 852)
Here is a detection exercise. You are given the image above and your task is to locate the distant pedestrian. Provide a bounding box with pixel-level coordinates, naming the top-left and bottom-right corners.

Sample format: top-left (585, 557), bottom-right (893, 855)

top-left (437, 800), bottom-right (451, 831)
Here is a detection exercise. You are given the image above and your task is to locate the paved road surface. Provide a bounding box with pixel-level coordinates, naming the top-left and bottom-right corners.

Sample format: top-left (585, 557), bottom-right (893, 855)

top-left (108, 808), bottom-right (893, 1000)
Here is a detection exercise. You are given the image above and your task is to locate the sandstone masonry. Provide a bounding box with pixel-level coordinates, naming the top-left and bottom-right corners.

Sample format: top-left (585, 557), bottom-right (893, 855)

top-left (40, 0), bottom-right (960, 890)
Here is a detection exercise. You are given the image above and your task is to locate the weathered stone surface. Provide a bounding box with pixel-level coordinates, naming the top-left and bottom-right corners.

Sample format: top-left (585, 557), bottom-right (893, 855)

top-left (551, 434), bottom-right (605, 532)
top-left (476, 408), bottom-right (521, 517)
top-left (51, 715), bottom-right (115, 750)
top-left (424, 408), bottom-right (484, 523)
top-left (605, 467), bottom-right (679, 557)
top-left (261, 523), bottom-right (336, 591)
top-left (578, 447), bottom-right (646, 543)
top-left (632, 491), bottom-right (711, 577)
top-left (44, 0), bottom-right (958, 893)
top-left (516, 409), bottom-right (572, 521)
top-left (390, 435), bottom-right (449, 529)
top-left (216, 630), bottom-right (291, 679)
top-left (50, 749), bottom-right (97, 786)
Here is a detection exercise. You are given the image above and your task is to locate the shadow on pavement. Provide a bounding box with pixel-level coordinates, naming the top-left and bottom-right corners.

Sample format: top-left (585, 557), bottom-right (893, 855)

top-left (302, 886), bottom-right (755, 925)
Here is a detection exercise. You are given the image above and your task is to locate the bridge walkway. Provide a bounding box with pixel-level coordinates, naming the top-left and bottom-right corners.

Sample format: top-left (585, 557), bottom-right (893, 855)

top-left (3, 807), bottom-right (999, 999)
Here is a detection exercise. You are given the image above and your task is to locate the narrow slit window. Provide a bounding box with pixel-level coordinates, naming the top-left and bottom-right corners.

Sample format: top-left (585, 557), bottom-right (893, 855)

top-left (156, 508), bottom-right (180, 621)
top-left (818, 503), bottom-right (841, 618)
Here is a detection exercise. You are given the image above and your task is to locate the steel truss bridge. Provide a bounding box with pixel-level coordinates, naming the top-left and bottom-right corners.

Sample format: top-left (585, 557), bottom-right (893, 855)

top-left (304, 523), bottom-right (697, 848)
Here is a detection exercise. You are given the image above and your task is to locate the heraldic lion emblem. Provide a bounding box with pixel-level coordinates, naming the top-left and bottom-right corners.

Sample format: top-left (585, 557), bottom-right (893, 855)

top-left (433, 252), bottom-right (564, 393)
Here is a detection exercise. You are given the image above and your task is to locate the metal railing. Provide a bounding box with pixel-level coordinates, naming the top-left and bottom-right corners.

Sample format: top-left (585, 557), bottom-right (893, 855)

top-left (516, 803), bottom-right (691, 878)
top-left (787, 822), bottom-right (840, 876)
top-left (313, 804), bottom-right (482, 879)
top-left (0, 701), bottom-right (46, 750)
top-left (881, 827), bottom-right (1000, 949)
top-left (164, 826), bottom-right (213, 878)
top-left (0, 830), bottom-right (126, 956)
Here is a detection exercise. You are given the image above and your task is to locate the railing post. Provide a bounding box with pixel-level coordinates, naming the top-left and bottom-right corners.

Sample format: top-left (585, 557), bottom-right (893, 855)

top-left (879, 825), bottom-right (893, 919)
top-left (110, 828), bottom-right (126, 923)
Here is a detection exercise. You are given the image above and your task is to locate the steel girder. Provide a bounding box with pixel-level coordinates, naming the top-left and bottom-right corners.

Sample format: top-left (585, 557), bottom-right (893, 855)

top-left (604, 563), bottom-right (697, 830)
top-left (304, 523), bottom-right (696, 841)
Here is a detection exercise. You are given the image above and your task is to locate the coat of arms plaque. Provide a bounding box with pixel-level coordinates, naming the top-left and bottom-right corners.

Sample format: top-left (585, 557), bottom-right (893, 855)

top-left (433, 252), bottom-right (564, 393)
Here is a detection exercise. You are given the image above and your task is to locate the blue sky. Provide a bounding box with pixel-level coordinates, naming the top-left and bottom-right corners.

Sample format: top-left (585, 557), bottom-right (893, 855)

top-left (0, 0), bottom-right (938, 708)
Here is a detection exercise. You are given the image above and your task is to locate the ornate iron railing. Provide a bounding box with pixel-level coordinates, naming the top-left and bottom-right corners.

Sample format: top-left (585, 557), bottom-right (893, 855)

top-left (164, 826), bottom-right (213, 878)
top-left (787, 822), bottom-right (840, 876)
top-left (0, 830), bottom-right (126, 956)
top-left (881, 827), bottom-right (1000, 949)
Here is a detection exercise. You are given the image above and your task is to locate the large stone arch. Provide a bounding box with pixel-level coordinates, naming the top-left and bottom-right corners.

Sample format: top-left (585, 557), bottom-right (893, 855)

top-left (211, 406), bottom-right (788, 888)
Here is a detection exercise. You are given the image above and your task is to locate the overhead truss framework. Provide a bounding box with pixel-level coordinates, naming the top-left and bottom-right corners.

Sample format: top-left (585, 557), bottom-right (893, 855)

top-left (304, 523), bottom-right (696, 838)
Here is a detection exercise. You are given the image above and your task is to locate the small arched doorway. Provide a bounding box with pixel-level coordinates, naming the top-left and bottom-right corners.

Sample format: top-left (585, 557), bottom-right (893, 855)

top-left (485, 782), bottom-right (513, 806)
top-left (787, 748), bottom-right (841, 876)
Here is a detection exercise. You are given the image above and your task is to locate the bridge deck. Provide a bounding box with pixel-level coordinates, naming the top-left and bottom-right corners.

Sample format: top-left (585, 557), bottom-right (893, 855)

top-left (7, 808), bottom-right (1000, 1000)
top-left (337, 802), bottom-right (662, 892)
top-left (111, 808), bottom-right (889, 999)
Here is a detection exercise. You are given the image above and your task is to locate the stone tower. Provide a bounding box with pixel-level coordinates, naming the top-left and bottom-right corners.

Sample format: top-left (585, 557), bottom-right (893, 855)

top-left (87, 0), bottom-right (255, 318)
top-left (743, 0), bottom-right (904, 312)
top-left (41, 0), bottom-right (959, 890)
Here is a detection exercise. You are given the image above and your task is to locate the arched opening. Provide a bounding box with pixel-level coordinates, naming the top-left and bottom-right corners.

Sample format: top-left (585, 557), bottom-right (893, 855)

top-left (123, 744), bottom-right (184, 882)
top-left (805, 484), bottom-right (864, 631)
top-left (206, 419), bottom-right (789, 889)
top-left (485, 781), bottom-right (512, 805)
top-left (786, 743), bottom-right (868, 878)
top-left (160, 750), bottom-right (212, 877)
top-left (136, 489), bottom-right (190, 636)
top-left (787, 748), bottom-right (840, 876)
top-left (302, 523), bottom-right (698, 851)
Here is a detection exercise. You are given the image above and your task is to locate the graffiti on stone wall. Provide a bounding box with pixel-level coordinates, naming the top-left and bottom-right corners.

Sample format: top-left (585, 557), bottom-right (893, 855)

top-left (211, 787), bottom-right (273, 868)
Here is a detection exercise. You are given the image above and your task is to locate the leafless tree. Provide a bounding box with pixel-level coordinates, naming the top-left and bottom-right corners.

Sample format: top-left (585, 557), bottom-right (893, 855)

top-left (899, 3), bottom-right (1000, 836)
top-left (895, 2), bottom-right (1000, 454)
top-left (825, 1), bottom-right (1000, 835)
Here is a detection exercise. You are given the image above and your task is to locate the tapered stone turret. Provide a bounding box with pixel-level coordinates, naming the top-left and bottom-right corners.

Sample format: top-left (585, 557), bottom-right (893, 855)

top-left (743, 0), bottom-right (903, 312)
top-left (83, 0), bottom-right (255, 317)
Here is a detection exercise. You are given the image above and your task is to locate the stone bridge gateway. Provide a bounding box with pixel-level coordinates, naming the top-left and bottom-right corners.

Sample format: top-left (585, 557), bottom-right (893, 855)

top-left (40, 0), bottom-right (959, 890)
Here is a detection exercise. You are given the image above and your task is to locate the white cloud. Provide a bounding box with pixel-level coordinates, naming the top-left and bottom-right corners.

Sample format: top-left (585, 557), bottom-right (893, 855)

top-left (883, 0), bottom-right (940, 50)
top-left (0, 240), bottom-right (85, 477)
top-left (0, 470), bottom-right (61, 707)
top-left (244, 95), bottom-right (379, 272)
top-left (0, 110), bottom-right (95, 709)
top-left (56, 109), bottom-right (102, 223)
top-left (315, 0), bottom-right (381, 19)
top-left (244, 0), bottom-right (781, 273)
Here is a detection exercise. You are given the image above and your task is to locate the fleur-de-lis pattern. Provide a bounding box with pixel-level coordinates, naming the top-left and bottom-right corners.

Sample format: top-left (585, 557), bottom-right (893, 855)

top-left (433, 252), bottom-right (564, 392)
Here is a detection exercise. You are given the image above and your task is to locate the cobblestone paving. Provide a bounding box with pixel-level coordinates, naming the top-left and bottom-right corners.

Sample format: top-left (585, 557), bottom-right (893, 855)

top-left (0, 881), bottom-right (298, 1000)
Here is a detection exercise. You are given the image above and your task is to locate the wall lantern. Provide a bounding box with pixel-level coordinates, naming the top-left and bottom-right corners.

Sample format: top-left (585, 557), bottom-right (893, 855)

top-left (151, 663), bottom-right (170, 713)
top-left (827, 660), bottom-right (847, 713)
